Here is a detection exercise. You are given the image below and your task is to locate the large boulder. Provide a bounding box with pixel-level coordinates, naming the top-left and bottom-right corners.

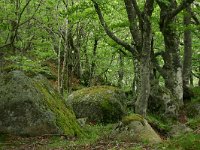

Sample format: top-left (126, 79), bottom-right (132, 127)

top-left (148, 85), bottom-right (178, 118)
top-left (66, 86), bottom-right (127, 123)
top-left (186, 102), bottom-right (200, 118)
top-left (0, 71), bottom-right (82, 136)
top-left (112, 114), bottom-right (162, 144)
top-left (169, 123), bottom-right (193, 138)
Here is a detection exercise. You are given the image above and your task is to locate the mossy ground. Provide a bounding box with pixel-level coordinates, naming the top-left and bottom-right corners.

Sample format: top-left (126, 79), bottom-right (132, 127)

top-left (1, 77), bottom-right (199, 149)
top-left (0, 120), bottom-right (199, 150)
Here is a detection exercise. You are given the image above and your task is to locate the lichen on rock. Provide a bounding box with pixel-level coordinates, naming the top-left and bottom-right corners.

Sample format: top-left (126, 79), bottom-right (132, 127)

top-left (148, 85), bottom-right (178, 118)
top-left (66, 86), bottom-right (127, 123)
top-left (0, 71), bottom-right (83, 137)
top-left (113, 113), bottom-right (162, 144)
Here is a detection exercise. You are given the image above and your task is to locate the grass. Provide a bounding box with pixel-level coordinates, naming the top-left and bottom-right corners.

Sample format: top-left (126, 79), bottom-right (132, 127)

top-left (0, 121), bottom-right (199, 150)
top-left (1, 86), bottom-right (199, 149)
top-left (155, 133), bottom-right (200, 150)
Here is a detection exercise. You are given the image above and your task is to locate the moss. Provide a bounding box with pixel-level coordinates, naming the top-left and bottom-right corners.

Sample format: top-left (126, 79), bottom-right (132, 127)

top-left (190, 87), bottom-right (200, 105)
top-left (146, 115), bottom-right (171, 134)
top-left (33, 79), bottom-right (84, 137)
top-left (67, 86), bottom-right (126, 123)
top-left (71, 86), bottom-right (119, 100)
top-left (192, 86), bottom-right (200, 98)
top-left (0, 134), bottom-right (7, 144)
top-left (187, 117), bottom-right (200, 130)
top-left (122, 114), bottom-right (145, 125)
top-left (101, 99), bottom-right (124, 123)
top-left (156, 133), bottom-right (200, 150)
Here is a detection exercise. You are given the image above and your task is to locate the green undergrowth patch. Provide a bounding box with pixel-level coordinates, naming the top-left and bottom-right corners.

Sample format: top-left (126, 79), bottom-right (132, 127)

top-left (192, 86), bottom-right (200, 102)
top-left (74, 124), bottom-right (114, 145)
top-left (0, 124), bottom-right (114, 149)
top-left (156, 133), bottom-right (200, 150)
top-left (187, 117), bottom-right (200, 130)
top-left (0, 134), bottom-right (6, 144)
top-left (146, 115), bottom-right (171, 135)
top-left (46, 123), bottom-right (114, 149)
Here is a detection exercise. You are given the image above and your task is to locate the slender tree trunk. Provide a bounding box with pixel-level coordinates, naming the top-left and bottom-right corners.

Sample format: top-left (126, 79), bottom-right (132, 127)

top-left (118, 51), bottom-right (124, 88)
top-left (183, 6), bottom-right (192, 88)
top-left (57, 37), bottom-right (62, 93)
top-left (132, 57), bottom-right (140, 100)
top-left (135, 20), bottom-right (152, 116)
top-left (90, 37), bottom-right (98, 86)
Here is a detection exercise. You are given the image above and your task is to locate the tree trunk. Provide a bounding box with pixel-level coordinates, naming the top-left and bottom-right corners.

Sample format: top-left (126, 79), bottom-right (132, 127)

top-left (135, 13), bottom-right (152, 116)
top-left (57, 37), bottom-right (62, 93)
top-left (92, 0), bottom-right (154, 116)
top-left (158, 0), bottom-right (184, 107)
top-left (135, 55), bottom-right (151, 116)
top-left (183, 6), bottom-right (192, 88)
top-left (118, 51), bottom-right (124, 88)
top-left (90, 37), bottom-right (98, 86)
top-left (132, 57), bottom-right (140, 101)
top-left (162, 29), bottom-right (183, 106)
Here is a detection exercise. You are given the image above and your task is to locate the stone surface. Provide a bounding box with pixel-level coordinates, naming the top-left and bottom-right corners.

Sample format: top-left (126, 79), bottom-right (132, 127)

top-left (113, 114), bottom-right (162, 144)
top-left (148, 85), bottom-right (178, 118)
top-left (66, 86), bottom-right (127, 123)
top-left (169, 123), bottom-right (193, 137)
top-left (186, 101), bottom-right (200, 118)
top-left (0, 71), bottom-right (82, 136)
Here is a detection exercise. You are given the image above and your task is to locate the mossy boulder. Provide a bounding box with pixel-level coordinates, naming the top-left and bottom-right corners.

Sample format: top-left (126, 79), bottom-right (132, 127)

top-left (148, 85), bottom-right (178, 118)
top-left (113, 114), bottom-right (162, 144)
top-left (186, 102), bottom-right (200, 118)
top-left (169, 123), bottom-right (193, 138)
top-left (0, 71), bottom-right (83, 136)
top-left (185, 86), bottom-right (200, 117)
top-left (66, 86), bottom-right (127, 123)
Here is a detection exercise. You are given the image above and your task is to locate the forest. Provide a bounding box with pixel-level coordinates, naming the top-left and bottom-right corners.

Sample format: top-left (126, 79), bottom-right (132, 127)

top-left (0, 0), bottom-right (200, 149)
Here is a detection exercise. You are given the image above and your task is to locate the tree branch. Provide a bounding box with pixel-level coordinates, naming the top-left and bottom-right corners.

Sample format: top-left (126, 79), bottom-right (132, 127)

top-left (144, 0), bottom-right (154, 16)
top-left (188, 9), bottom-right (200, 25)
top-left (168, 0), bottom-right (195, 20)
top-left (130, 0), bottom-right (142, 17)
top-left (124, 0), bottom-right (141, 47)
top-left (19, 0), bottom-right (42, 27)
top-left (91, 0), bottom-right (134, 53)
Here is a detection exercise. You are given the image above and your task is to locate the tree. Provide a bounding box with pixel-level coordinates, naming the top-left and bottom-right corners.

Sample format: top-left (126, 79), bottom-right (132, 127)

top-left (92, 0), bottom-right (154, 116)
top-left (156, 0), bottom-right (195, 107)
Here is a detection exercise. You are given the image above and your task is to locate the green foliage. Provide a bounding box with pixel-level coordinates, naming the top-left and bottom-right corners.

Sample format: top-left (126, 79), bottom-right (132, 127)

top-left (146, 115), bottom-right (171, 133)
top-left (76, 124), bottom-right (113, 145)
top-left (192, 86), bottom-right (200, 99)
top-left (157, 133), bottom-right (200, 150)
top-left (0, 134), bottom-right (6, 144)
top-left (47, 124), bottom-right (113, 149)
top-left (4, 55), bottom-right (51, 75)
top-left (187, 117), bottom-right (200, 130)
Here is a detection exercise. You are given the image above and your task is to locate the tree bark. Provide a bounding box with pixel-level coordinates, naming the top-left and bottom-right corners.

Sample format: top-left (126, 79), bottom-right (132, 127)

top-left (156, 0), bottom-right (195, 107)
top-left (135, 17), bottom-right (152, 116)
top-left (118, 51), bottom-right (124, 88)
top-left (183, 6), bottom-right (192, 88)
top-left (90, 37), bottom-right (98, 86)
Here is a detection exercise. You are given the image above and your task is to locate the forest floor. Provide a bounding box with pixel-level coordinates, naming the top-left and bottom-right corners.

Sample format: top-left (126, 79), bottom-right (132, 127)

top-left (0, 122), bottom-right (200, 150)
top-left (1, 87), bottom-right (200, 150)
